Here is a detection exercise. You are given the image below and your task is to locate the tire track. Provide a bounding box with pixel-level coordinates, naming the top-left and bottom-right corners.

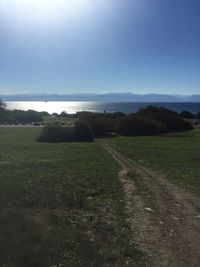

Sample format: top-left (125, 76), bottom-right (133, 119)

top-left (102, 141), bottom-right (200, 267)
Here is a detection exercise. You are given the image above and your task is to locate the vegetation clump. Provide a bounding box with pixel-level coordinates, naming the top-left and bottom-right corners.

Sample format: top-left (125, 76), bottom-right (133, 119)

top-left (115, 115), bottom-right (163, 136)
top-left (195, 111), bottom-right (200, 119)
top-left (180, 110), bottom-right (195, 119)
top-left (37, 122), bottom-right (94, 143)
top-left (78, 112), bottom-right (114, 137)
top-left (0, 98), bottom-right (43, 124)
top-left (137, 106), bottom-right (193, 133)
top-left (0, 98), bottom-right (195, 139)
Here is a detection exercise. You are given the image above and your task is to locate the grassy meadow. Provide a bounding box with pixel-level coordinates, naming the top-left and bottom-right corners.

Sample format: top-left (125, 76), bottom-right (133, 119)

top-left (110, 129), bottom-right (200, 194)
top-left (43, 115), bottom-right (78, 126)
top-left (0, 127), bottom-right (146, 267)
top-left (0, 127), bottom-right (199, 266)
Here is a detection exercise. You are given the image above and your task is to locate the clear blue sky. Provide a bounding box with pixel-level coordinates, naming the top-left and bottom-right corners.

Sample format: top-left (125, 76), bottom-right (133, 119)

top-left (0, 0), bottom-right (199, 95)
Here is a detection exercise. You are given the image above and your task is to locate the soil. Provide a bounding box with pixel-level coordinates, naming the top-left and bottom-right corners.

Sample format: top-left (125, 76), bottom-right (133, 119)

top-left (102, 141), bottom-right (200, 267)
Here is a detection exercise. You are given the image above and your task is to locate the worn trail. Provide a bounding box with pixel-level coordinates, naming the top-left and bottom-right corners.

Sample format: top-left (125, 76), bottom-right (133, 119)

top-left (102, 141), bottom-right (200, 267)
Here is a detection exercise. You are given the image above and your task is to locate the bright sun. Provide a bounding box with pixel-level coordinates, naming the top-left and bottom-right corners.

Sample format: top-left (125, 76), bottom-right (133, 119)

top-left (0, 0), bottom-right (107, 30)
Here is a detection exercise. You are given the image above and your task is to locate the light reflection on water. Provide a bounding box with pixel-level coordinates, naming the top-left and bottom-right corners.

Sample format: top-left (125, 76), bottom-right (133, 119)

top-left (5, 101), bottom-right (113, 114)
top-left (5, 101), bottom-right (200, 114)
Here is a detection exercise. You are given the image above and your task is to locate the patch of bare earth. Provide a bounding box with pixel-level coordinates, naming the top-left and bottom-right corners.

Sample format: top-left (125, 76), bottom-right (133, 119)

top-left (102, 141), bottom-right (200, 267)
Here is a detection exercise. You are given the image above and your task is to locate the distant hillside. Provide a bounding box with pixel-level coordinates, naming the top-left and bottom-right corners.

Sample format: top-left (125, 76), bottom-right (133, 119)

top-left (1, 93), bottom-right (200, 102)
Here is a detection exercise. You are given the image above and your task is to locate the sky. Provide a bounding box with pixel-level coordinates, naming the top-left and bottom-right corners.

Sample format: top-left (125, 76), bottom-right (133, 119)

top-left (0, 0), bottom-right (199, 95)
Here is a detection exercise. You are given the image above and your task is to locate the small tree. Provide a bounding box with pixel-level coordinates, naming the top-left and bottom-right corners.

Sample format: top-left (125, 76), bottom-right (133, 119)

top-left (37, 123), bottom-right (94, 143)
top-left (75, 121), bottom-right (94, 141)
top-left (0, 98), bottom-right (6, 122)
top-left (195, 111), bottom-right (200, 119)
top-left (0, 98), bottom-right (6, 110)
top-left (180, 111), bottom-right (195, 119)
top-left (115, 115), bottom-right (164, 136)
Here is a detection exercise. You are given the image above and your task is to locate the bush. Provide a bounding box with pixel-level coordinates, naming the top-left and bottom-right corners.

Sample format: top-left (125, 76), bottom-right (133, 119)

top-left (0, 109), bottom-right (43, 124)
top-left (137, 106), bottom-right (193, 132)
top-left (74, 121), bottom-right (94, 141)
top-left (37, 123), bottom-right (94, 143)
top-left (138, 106), bottom-right (178, 116)
top-left (0, 98), bottom-right (6, 110)
top-left (78, 112), bottom-right (108, 137)
top-left (37, 125), bottom-right (68, 143)
top-left (115, 115), bottom-right (164, 136)
top-left (180, 111), bottom-right (195, 119)
top-left (196, 111), bottom-right (200, 119)
top-left (0, 99), bottom-right (6, 123)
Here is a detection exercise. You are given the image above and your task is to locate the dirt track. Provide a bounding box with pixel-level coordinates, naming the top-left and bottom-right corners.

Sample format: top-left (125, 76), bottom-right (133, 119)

top-left (102, 141), bottom-right (200, 267)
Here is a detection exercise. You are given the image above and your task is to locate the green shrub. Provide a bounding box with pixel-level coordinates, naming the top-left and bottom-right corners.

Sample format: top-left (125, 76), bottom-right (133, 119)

top-left (37, 123), bottom-right (94, 143)
top-left (0, 108), bottom-right (43, 124)
top-left (37, 125), bottom-right (68, 143)
top-left (180, 111), bottom-right (195, 119)
top-left (115, 115), bottom-right (164, 136)
top-left (78, 112), bottom-right (108, 137)
top-left (196, 111), bottom-right (200, 119)
top-left (137, 106), bottom-right (193, 132)
top-left (138, 105), bottom-right (178, 116)
top-left (74, 121), bottom-right (94, 141)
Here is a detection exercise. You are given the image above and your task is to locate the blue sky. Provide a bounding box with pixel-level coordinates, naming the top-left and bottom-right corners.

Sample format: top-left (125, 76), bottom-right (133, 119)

top-left (0, 0), bottom-right (199, 95)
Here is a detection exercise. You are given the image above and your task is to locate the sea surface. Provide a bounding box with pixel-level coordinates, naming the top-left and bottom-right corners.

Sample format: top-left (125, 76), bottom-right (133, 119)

top-left (5, 101), bottom-right (200, 115)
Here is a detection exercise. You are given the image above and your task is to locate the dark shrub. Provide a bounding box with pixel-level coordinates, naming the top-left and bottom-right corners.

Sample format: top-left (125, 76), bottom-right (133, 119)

top-left (115, 115), bottom-right (164, 136)
top-left (0, 98), bottom-right (6, 110)
top-left (147, 112), bottom-right (193, 132)
top-left (137, 106), bottom-right (193, 132)
top-left (0, 99), bottom-right (7, 123)
top-left (37, 123), bottom-right (94, 143)
top-left (78, 112), bottom-right (107, 137)
top-left (180, 111), bottom-right (195, 119)
top-left (37, 125), bottom-right (68, 143)
top-left (77, 111), bottom-right (123, 136)
top-left (74, 121), bottom-right (94, 141)
top-left (196, 111), bottom-right (200, 119)
top-left (0, 109), bottom-right (43, 124)
top-left (102, 112), bottom-right (125, 119)
top-left (138, 106), bottom-right (178, 116)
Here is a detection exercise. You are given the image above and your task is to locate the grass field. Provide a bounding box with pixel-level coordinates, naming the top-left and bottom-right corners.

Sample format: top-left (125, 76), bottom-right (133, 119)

top-left (43, 115), bottom-right (78, 125)
top-left (0, 127), bottom-right (146, 267)
top-left (110, 129), bottom-right (200, 194)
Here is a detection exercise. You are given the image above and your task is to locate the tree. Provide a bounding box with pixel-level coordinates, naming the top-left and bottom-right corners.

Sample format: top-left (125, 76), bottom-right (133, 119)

top-left (137, 106), bottom-right (193, 132)
top-left (0, 99), bottom-right (6, 122)
top-left (195, 111), bottom-right (200, 119)
top-left (0, 98), bottom-right (6, 110)
top-left (180, 111), bottom-right (195, 119)
top-left (75, 121), bottom-right (94, 141)
top-left (115, 115), bottom-right (164, 136)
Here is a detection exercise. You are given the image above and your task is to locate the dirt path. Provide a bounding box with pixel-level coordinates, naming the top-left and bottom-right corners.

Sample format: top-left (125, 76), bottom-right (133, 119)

top-left (102, 141), bottom-right (200, 267)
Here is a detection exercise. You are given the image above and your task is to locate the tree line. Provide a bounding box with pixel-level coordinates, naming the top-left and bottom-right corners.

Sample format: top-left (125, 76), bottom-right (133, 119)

top-left (0, 99), bottom-right (43, 124)
top-left (0, 98), bottom-right (198, 142)
top-left (38, 106), bottom-right (195, 143)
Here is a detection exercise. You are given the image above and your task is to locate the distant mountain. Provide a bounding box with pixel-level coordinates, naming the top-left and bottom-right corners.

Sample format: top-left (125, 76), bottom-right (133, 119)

top-left (1, 93), bottom-right (200, 102)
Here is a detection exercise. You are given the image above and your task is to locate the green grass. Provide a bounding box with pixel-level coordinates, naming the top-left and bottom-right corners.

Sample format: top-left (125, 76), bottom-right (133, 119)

top-left (43, 115), bottom-right (78, 125)
top-left (0, 127), bottom-right (146, 267)
top-left (110, 129), bottom-right (200, 194)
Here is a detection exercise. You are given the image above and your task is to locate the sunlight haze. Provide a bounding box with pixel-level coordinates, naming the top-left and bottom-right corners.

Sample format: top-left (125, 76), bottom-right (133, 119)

top-left (0, 0), bottom-right (199, 95)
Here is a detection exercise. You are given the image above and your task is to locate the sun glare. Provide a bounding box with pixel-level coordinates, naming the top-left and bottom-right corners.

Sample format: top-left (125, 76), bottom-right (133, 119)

top-left (0, 0), bottom-right (108, 30)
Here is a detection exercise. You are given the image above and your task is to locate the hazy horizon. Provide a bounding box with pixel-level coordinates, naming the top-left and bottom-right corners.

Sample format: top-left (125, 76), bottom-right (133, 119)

top-left (1, 92), bottom-right (200, 97)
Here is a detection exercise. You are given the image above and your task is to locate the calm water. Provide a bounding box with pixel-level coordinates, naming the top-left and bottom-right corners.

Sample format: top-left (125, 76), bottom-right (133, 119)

top-left (5, 101), bottom-right (200, 114)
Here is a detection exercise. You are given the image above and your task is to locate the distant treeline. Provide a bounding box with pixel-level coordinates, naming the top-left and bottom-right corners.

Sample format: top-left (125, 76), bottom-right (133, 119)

top-left (38, 106), bottom-right (195, 143)
top-left (0, 109), bottom-right (45, 124)
top-left (55, 109), bottom-right (200, 119)
top-left (0, 98), bottom-right (198, 142)
top-left (0, 99), bottom-right (47, 124)
top-left (77, 106), bottom-right (193, 137)
top-left (37, 122), bottom-right (94, 142)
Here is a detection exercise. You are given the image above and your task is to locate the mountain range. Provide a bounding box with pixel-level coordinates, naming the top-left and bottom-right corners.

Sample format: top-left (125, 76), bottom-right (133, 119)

top-left (1, 93), bottom-right (200, 102)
